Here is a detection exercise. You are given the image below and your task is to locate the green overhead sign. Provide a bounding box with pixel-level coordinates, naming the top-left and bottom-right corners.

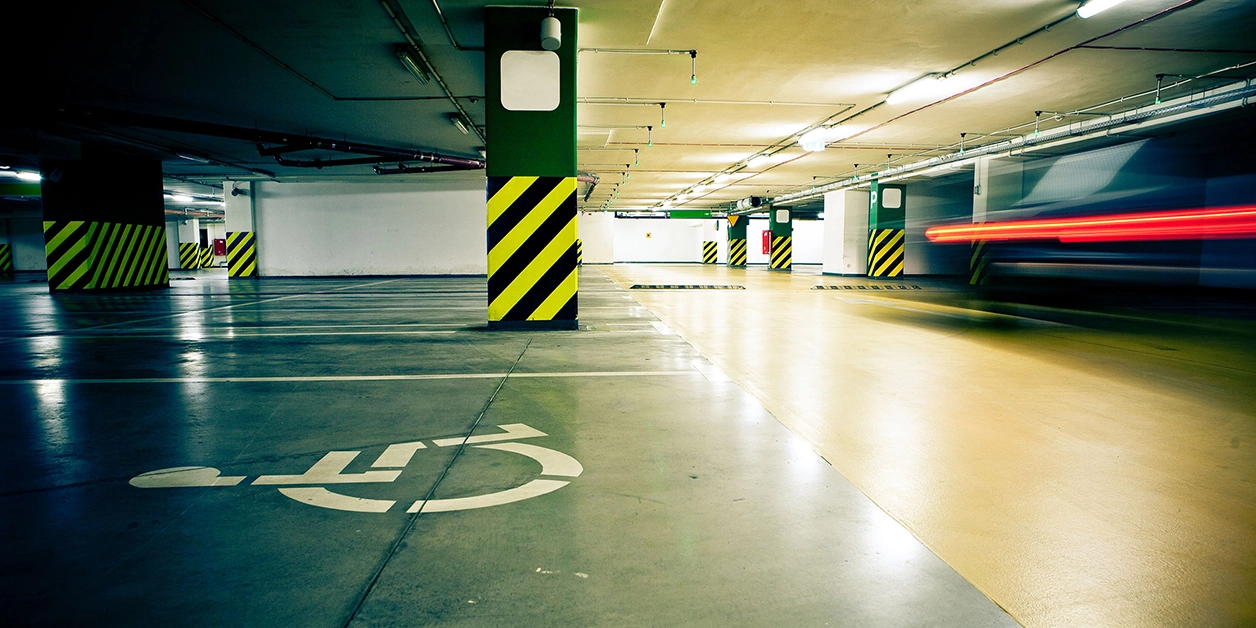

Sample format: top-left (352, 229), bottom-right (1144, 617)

top-left (0, 183), bottom-right (42, 197)
top-left (669, 210), bottom-right (712, 219)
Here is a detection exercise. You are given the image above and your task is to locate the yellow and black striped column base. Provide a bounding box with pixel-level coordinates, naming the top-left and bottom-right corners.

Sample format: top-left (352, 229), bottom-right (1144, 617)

top-left (702, 240), bottom-right (718, 264)
top-left (178, 242), bottom-right (200, 270)
top-left (868, 228), bottom-right (905, 278)
top-left (727, 238), bottom-right (747, 267)
top-left (43, 221), bottom-right (170, 291)
top-left (199, 247), bottom-right (214, 269)
top-left (0, 243), bottom-right (12, 273)
top-left (487, 176), bottom-right (578, 330)
top-left (226, 232), bottom-right (258, 278)
top-left (577, 238), bottom-right (583, 266)
top-left (970, 239), bottom-right (992, 286)
top-left (770, 235), bottom-right (792, 270)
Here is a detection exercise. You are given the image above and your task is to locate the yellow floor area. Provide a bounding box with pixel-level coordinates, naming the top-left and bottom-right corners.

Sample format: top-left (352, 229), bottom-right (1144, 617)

top-left (601, 264), bottom-right (1256, 628)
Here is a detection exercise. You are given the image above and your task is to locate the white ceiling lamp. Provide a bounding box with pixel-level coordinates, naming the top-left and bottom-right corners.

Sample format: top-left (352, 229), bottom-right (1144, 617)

top-left (746, 154), bottom-right (777, 168)
top-left (394, 46), bottom-right (431, 85)
top-left (713, 173), bottom-right (733, 183)
top-left (15, 171), bottom-right (41, 182)
top-left (1077, 0), bottom-right (1129, 18)
top-left (799, 129), bottom-right (828, 152)
top-left (886, 73), bottom-right (947, 105)
top-left (449, 114), bottom-right (470, 135)
top-left (172, 194), bottom-right (194, 203)
top-left (693, 184), bottom-right (709, 193)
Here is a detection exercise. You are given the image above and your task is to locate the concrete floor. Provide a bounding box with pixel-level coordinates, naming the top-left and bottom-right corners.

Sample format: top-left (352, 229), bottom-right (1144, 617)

top-left (603, 264), bottom-right (1256, 628)
top-left (1, 268), bottom-right (1017, 627)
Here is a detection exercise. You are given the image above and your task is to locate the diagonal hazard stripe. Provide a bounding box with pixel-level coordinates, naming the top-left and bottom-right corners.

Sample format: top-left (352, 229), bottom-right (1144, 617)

top-left (489, 216), bottom-right (576, 320)
top-left (487, 176), bottom-right (539, 227)
top-left (488, 179), bottom-right (575, 276)
top-left (528, 267), bottom-right (578, 321)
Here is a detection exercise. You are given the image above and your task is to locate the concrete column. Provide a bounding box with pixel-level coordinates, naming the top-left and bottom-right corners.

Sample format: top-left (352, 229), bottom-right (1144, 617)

top-left (40, 146), bottom-right (170, 291)
top-left (726, 215), bottom-right (748, 267)
top-left (769, 207), bottom-right (792, 270)
top-left (868, 181), bottom-right (905, 278)
top-left (224, 181), bottom-right (257, 278)
top-left (822, 190), bottom-right (870, 275)
top-left (175, 217), bottom-right (200, 270)
top-left (970, 157), bottom-right (993, 285)
top-left (0, 220), bottom-right (12, 273)
top-left (485, 6), bottom-right (579, 330)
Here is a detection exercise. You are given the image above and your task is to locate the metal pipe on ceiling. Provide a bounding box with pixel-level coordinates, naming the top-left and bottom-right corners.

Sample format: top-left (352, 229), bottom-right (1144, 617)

top-left (377, 0), bottom-right (487, 143)
top-left (579, 98), bottom-right (854, 108)
top-left (427, 0), bottom-right (484, 51)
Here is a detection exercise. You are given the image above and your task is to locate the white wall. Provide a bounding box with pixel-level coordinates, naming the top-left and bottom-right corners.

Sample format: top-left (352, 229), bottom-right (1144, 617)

top-left (614, 218), bottom-right (710, 262)
top-left (7, 218), bottom-right (49, 271)
top-left (822, 190), bottom-right (869, 275)
top-left (254, 174), bottom-right (487, 276)
top-left (164, 219), bottom-right (181, 269)
top-left (746, 218), bottom-right (770, 265)
top-left (578, 212), bottom-right (614, 263)
top-left (792, 220), bottom-right (823, 264)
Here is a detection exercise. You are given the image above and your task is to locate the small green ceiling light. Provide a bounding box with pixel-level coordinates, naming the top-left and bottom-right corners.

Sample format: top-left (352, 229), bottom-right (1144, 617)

top-left (1034, 111), bottom-right (1041, 138)
top-left (647, 125), bottom-right (653, 147)
top-left (634, 149), bottom-right (640, 167)
top-left (959, 133), bottom-right (966, 156)
top-left (690, 50), bottom-right (698, 85)
top-left (1155, 74), bottom-right (1164, 105)
top-left (660, 103), bottom-right (666, 128)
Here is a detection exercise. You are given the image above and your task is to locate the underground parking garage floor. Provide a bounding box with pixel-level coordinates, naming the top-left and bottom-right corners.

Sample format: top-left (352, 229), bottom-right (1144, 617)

top-left (1, 266), bottom-right (1253, 627)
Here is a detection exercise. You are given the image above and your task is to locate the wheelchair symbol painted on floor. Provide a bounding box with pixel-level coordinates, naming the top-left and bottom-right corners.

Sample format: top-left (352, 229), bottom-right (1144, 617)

top-left (129, 424), bottom-right (582, 513)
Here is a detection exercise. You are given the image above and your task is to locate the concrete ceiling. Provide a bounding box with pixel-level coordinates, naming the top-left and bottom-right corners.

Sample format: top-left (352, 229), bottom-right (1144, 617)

top-left (3, 0), bottom-right (1254, 207)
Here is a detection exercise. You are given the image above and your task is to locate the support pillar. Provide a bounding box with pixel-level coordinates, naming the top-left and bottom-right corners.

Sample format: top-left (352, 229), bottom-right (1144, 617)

top-left (726, 215), bottom-right (747, 267)
top-left (867, 181), bottom-right (905, 278)
top-left (225, 181), bottom-right (258, 278)
top-left (484, 6), bottom-right (579, 330)
top-left (176, 217), bottom-right (202, 270)
top-left (40, 146), bottom-right (170, 291)
top-left (769, 207), bottom-right (792, 270)
top-left (970, 157), bottom-right (992, 285)
top-left (0, 220), bottom-right (12, 274)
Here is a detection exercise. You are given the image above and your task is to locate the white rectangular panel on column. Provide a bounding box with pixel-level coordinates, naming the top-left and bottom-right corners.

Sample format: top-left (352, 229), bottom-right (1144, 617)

top-left (822, 190), bottom-right (869, 275)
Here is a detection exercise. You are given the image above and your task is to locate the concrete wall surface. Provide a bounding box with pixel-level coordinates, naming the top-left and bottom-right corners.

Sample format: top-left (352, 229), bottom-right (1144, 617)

top-left (614, 218), bottom-right (708, 263)
top-left (7, 218), bottom-right (49, 271)
top-left (578, 212), bottom-right (614, 263)
top-left (254, 175), bottom-right (487, 276)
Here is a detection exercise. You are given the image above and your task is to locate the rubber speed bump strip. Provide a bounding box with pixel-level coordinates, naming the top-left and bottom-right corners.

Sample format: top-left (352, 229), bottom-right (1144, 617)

top-left (702, 240), bottom-right (718, 264)
top-left (199, 246), bottom-right (214, 269)
top-left (630, 284), bottom-right (746, 290)
top-left (727, 238), bottom-right (747, 267)
top-left (868, 228), bottom-right (904, 278)
top-left (770, 235), bottom-right (792, 269)
top-left (178, 242), bottom-right (200, 270)
top-left (0, 243), bottom-right (12, 272)
top-left (487, 176), bottom-right (578, 323)
top-left (43, 220), bottom-right (169, 291)
top-left (226, 231), bottom-right (257, 278)
top-left (813, 285), bottom-right (922, 290)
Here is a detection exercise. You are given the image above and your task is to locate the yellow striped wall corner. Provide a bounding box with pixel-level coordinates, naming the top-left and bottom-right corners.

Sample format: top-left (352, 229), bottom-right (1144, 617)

top-left (702, 241), bottom-right (718, 264)
top-left (226, 232), bottom-right (258, 278)
top-left (486, 176), bottom-right (578, 328)
top-left (770, 235), bottom-right (792, 270)
top-left (868, 228), bottom-right (905, 278)
top-left (178, 242), bottom-right (200, 270)
top-left (0, 243), bottom-right (12, 272)
top-left (727, 238), bottom-right (747, 267)
top-left (43, 220), bottom-right (170, 291)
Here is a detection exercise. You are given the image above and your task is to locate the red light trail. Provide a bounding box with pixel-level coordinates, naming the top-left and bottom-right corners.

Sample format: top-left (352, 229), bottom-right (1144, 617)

top-left (925, 205), bottom-right (1256, 243)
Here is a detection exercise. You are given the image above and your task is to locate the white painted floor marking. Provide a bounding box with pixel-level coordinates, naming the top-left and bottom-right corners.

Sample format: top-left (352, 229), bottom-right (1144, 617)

top-left (253, 452), bottom-right (403, 485)
top-left (371, 441), bottom-right (427, 468)
top-left (651, 321), bottom-right (676, 335)
top-left (433, 423), bottom-right (547, 447)
top-left (129, 466), bottom-right (245, 488)
top-left (407, 479), bottom-right (570, 513)
top-left (1, 371), bottom-right (702, 385)
top-left (477, 442), bottom-right (583, 477)
top-left (278, 487), bottom-right (396, 513)
top-left (692, 361), bottom-right (732, 382)
top-left (130, 423), bottom-right (584, 515)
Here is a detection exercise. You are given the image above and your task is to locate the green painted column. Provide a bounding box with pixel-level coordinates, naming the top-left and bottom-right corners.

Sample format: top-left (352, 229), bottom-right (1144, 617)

top-left (727, 215), bottom-right (747, 267)
top-left (40, 146), bottom-right (170, 292)
top-left (485, 6), bottom-right (579, 330)
top-left (868, 181), bottom-right (906, 277)
top-left (769, 207), bottom-right (792, 270)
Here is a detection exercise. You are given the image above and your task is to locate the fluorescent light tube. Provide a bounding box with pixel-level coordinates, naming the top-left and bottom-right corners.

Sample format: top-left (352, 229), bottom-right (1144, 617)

top-left (449, 115), bottom-right (470, 135)
top-left (395, 47), bottom-right (431, 84)
top-left (1077, 0), bottom-right (1128, 18)
top-left (714, 173), bottom-right (733, 183)
top-left (799, 129), bottom-right (828, 152)
top-left (886, 74), bottom-right (946, 105)
top-left (16, 171), bottom-right (41, 182)
top-left (172, 194), bottom-right (194, 203)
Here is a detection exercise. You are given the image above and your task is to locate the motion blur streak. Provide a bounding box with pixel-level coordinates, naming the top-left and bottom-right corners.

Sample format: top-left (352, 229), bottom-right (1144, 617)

top-left (926, 205), bottom-right (1256, 243)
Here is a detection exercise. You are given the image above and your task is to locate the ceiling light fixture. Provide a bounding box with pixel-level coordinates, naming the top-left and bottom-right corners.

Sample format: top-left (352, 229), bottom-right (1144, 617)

top-left (747, 154), bottom-right (778, 168)
top-left (541, 1), bottom-right (561, 51)
top-left (647, 125), bottom-right (653, 147)
top-left (693, 184), bottom-right (709, 193)
top-left (690, 50), bottom-right (698, 85)
top-left (172, 194), bottom-right (194, 203)
top-left (395, 46), bottom-right (431, 85)
top-left (799, 129), bottom-right (828, 152)
top-left (659, 103), bottom-right (666, 128)
top-left (449, 114), bottom-right (470, 135)
top-left (714, 173), bottom-right (733, 184)
top-left (886, 73), bottom-right (946, 105)
top-left (634, 149), bottom-right (640, 166)
top-left (16, 171), bottom-right (41, 182)
top-left (1077, 0), bottom-right (1128, 19)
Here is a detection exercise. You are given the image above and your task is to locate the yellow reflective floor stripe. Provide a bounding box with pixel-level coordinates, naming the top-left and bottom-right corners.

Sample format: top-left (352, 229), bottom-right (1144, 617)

top-left (489, 217), bottom-right (576, 319)
top-left (488, 179), bottom-right (573, 276)
top-left (487, 176), bottom-right (538, 227)
top-left (529, 268), bottom-right (577, 321)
